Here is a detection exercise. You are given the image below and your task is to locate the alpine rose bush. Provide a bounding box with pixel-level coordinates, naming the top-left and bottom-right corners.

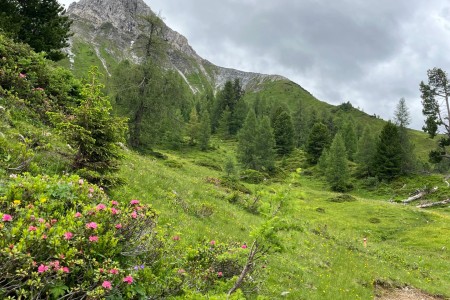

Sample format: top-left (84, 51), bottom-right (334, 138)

top-left (0, 174), bottom-right (253, 299)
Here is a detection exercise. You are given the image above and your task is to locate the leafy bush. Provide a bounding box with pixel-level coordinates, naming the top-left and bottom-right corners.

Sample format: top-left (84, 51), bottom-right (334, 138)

top-left (240, 169), bottom-right (267, 184)
top-left (0, 174), bottom-right (255, 299)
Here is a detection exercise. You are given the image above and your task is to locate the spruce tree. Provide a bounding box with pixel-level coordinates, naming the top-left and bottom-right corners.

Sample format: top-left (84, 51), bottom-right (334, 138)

top-left (341, 118), bottom-right (357, 161)
top-left (394, 98), bottom-right (416, 174)
top-left (237, 111), bottom-right (257, 169)
top-left (272, 108), bottom-right (295, 156)
top-left (199, 110), bottom-right (211, 151)
top-left (292, 102), bottom-right (309, 148)
top-left (355, 127), bottom-right (377, 177)
top-left (187, 108), bottom-right (201, 145)
top-left (255, 116), bottom-right (276, 172)
top-left (306, 122), bottom-right (330, 164)
top-left (374, 121), bottom-right (403, 181)
top-left (326, 133), bottom-right (350, 191)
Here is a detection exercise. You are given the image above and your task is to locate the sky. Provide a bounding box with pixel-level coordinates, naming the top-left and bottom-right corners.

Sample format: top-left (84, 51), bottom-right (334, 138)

top-left (59, 0), bottom-right (450, 130)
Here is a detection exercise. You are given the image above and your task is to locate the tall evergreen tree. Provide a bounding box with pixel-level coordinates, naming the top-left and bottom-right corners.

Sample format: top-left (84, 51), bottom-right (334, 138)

top-left (374, 121), bottom-right (403, 181)
top-left (272, 107), bottom-right (295, 156)
top-left (341, 118), bottom-right (357, 161)
top-left (355, 127), bottom-right (377, 177)
top-left (187, 108), bottom-right (201, 145)
top-left (306, 122), bottom-right (330, 164)
top-left (199, 110), bottom-right (211, 151)
top-left (0, 0), bottom-right (72, 60)
top-left (216, 107), bottom-right (232, 139)
top-left (394, 98), bottom-right (416, 174)
top-left (326, 133), bottom-right (350, 191)
top-left (237, 111), bottom-right (258, 169)
top-left (292, 102), bottom-right (309, 148)
top-left (254, 116), bottom-right (276, 171)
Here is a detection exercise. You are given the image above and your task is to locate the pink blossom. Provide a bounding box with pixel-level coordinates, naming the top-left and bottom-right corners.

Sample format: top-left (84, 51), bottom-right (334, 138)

top-left (123, 275), bottom-right (133, 284)
top-left (38, 264), bottom-right (49, 273)
top-left (86, 222), bottom-right (98, 230)
top-left (89, 235), bottom-right (98, 243)
top-left (177, 268), bottom-right (186, 274)
top-left (78, 179), bottom-right (84, 185)
top-left (130, 199), bottom-right (140, 205)
top-left (102, 280), bottom-right (112, 289)
top-left (28, 226), bottom-right (37, 231)
top-left (96, 204), bottom-right (106, 211)
top-left (62, 266), bottom-right (70, 273)
top-left (241, 244), bottom-right (248, 249)
top-left (131, 211), bottom-right (137, 219)
top-left (51, 219), bottom-right (57, 225)
top-left (19, 73), bottom-right (26, 78)
top-left (210, 240), bottom-right (216, 246)
top-left (111, 207), bottom-right (119, 215)
top-left (74, 212), bottom-right (82, 218)
top-left (217, 271), bottom-right (223, 277)
top-left (88, 187), bottom-right (94, 193)
top-left (109, 268), bottom-right (119, 274)
top-left (172, 235), bottom-right (180, 241)
top-left (115, 223), bottom-right (122, 229)
top-left (111, 200), bottom-right (119, 206)
top-left (2, 214), bottom-right (12, 222)
top-left (64, 232), bottom-right (73, 240)
top-left (42, 234), bottom-right (47, 240)
top-left (38, 218), bottom-right (45, 223)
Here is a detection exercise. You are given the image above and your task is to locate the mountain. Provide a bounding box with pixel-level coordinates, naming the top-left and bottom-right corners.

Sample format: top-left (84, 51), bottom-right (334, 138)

top-left (65, 0), bottom-right (287, 92)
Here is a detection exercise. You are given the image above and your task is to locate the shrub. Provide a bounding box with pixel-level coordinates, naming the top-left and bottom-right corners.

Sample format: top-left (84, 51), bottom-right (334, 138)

top-left (0, 174), bottom-right (253, 299)
top-left (240, 169), bottom-right (267, 184)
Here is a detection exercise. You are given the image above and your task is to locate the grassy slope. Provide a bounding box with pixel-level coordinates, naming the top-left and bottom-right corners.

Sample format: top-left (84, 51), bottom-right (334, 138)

top-left (111, 141), bottom-right (450, 299)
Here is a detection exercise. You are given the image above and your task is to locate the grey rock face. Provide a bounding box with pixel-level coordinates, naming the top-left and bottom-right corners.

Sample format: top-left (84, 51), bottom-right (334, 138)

top-left (66, 0), bottom-right (286, 91)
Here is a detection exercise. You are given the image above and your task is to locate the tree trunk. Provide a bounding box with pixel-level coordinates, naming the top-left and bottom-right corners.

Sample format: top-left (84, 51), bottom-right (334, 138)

top-left (401, 187), bottom-right (438, 204)
top-left (416, 199), bottom-right (450, 208)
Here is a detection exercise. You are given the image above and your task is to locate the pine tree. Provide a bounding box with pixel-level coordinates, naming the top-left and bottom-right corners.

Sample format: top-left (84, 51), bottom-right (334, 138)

top-left (292, 102), bottom-right (310, 148)
top-left (272, 107), bottom-right (295, 156)
top-left (394, 98), bottom-right (416, 174)
top-left (374, 121), bottom-right (403, 181)
top-left (254, 116), bottom-right (276, 171)
top-left (355, 127), bottom-right (377, 177)
top-left (217, 107), bottom-right (232, 139)
top-left (187, 108), bottom-right (201, 145)
top-left (199, 110), bottom-right (211, 151)
top-left (0, 0), bottom-right (72, 60)
top-left (237, 111), bottom-right (257, 169)
top-left (306, 122), bottom-right (330, 164)
top-left (341, 118), bottom-right (357, 161)
top-left (326, 133), bottom-right (350, 191)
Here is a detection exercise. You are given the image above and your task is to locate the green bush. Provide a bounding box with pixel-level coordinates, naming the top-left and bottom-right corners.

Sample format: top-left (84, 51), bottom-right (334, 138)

top-left (0, 174), bottom-right (253, 299)
top-left (240, 169), bottom-right (267, 184)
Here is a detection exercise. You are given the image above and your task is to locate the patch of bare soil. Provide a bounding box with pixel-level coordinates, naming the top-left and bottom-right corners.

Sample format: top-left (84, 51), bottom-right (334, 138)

top-left (375, 284), bottom-right (446, 300)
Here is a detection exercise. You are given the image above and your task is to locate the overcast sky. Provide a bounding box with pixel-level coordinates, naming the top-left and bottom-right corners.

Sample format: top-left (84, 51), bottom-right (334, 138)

top-left (59, 0), bottom-right (450, 130)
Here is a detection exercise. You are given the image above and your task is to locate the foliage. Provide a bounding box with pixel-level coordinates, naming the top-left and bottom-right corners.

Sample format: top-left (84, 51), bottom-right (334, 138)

top-left (325, 133), bottom-right (351, 192)
top-left (271, 107), bottom-right (295, 156)
top-left (340, 117), bottom-right (357, 161)
top-left (49, 67), bottom-right (127, 188)
top-left (393, 98), bottom-right (416, 174)
top-left (0, 0), bottom-right (72, 61)
top-left (420, 68), bottom-right (450, 163)
top-left (355, 127), bottom-right (377, 177)
top-left (198, 109), bottom-right (211, 151)
top-left (305, 122), bottom-right (330, 164)
top-left (0, 174), bottom-right (254, 299)
top-left (373, 122), bottom-right (403, 181)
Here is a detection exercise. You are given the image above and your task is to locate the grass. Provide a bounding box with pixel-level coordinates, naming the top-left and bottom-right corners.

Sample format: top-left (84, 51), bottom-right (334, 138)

top-left (111, 141), bottom-right (450, 299)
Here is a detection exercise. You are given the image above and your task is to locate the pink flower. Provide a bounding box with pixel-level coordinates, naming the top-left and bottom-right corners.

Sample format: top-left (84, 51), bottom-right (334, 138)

top-left (111, 200), bottom-right (119, 206)
top-left (64, 232), bottom-right (73, 240)
top-left (210, 240), bottom-right (216, 246)
top-left (51, 219), bottom-right (57, 225)
top-left (109, 268), bottom-right (119, 275)
top-left (28, 226), bottom-right (37, 231)
top-left (74, 212), bottom-right (82, 218)
top-left (62, 266), bottom-right (70, 273)
top-left (86, 222), bottom-right (98, 230)
top-left (38, 218), bottom-right (45, 223)
top-left (38, 264), bottom-right (49, 273)
top-left (111, 208), bottom-right (119, 215)
top-left (19, 73), bottom-right (26, 78)
top-left (177, 268), bottom-right (186, 274)
top-left (78, 179), bottom-right (84, 185)
top-left (172, 235), bottom-right (180, 241)
top-left (130, 199), bottom-right (140, 205)
top-left (88, 187), bottom-right (94, 193)
top-left (241, 244), bottom-right (248, 249)
top-left (89, 235), bottom-right (98, 243)
top-left (42, 234), bottom-right (47, 240)
top-left (96, 204), bottom-right (106, 211)
top-left (2, 214), bottom-right (12, 222)
top-left (130, 210), bottom-right (137, 219)
top-left (123, 275), bottom-right (133, 284)
top-left (115, 223), bottom-right (122, 229)
top-left (217, 271), bottom-right (223, 277)
top-left (102, 280), bottom-right (112, 289)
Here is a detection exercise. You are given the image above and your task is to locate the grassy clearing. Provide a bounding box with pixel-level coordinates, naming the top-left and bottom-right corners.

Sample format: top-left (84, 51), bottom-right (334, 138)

top-left (111, 142), bottom-right (450, 299)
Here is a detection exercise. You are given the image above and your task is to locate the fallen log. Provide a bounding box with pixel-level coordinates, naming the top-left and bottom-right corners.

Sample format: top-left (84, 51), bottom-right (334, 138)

top-left (401, 187), bottom-right (438, 204)
top-left (416, 199), bottom-right (450, 208)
